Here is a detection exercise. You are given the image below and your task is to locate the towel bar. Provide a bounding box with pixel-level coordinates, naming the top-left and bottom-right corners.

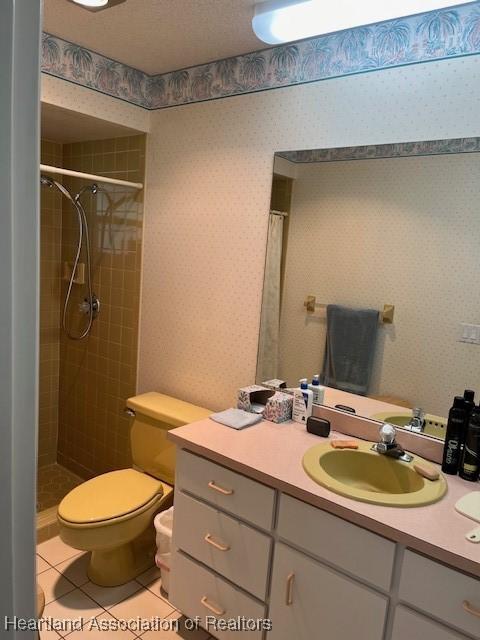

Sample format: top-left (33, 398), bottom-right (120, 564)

top-left (304, 296), bottom-right (394, 324)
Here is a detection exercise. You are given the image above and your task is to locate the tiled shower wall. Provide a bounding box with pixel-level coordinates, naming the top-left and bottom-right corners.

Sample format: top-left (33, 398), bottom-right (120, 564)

top-left (57, 135), bottom-right (146, 479)
top-left (39, 140), bottom-right (63, 467)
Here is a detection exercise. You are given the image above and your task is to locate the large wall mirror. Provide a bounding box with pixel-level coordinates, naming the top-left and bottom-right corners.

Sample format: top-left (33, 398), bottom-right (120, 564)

top-left (256, 138), bottom-right (480, 441)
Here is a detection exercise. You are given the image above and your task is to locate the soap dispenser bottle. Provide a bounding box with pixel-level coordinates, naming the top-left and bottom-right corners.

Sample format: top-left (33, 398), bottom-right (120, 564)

top-left (309, 374), bottom-right (325, 405)
top-left (293, 379), bottom-right (313, 424)
top-left (459, 405), bottom-right (480, 482)
top-left (441, 396), bottom-right (467, 475)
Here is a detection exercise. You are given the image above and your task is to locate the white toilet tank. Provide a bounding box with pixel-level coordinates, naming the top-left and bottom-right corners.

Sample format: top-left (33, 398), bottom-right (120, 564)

top-left (126, 392), bottom-right (211, 485)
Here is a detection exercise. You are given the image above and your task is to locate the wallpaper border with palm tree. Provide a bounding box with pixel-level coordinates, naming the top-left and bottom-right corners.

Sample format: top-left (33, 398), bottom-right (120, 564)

top-left (277, 137), bottom-right (480, 163)
top-left (41, 3), bottom-right (480, 110)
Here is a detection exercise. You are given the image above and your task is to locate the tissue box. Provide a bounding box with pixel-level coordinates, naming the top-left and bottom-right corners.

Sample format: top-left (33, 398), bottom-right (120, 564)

top-left (262, 379), bottom-right (287, 390)
top-left (263, 391), bottom-right (293, 423)
top-left (237, 385), bottom-right (274, 413)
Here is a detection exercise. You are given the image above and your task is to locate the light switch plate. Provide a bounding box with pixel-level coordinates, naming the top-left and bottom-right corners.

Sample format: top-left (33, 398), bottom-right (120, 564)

top-left (459, 323), bottom-right (480, 345)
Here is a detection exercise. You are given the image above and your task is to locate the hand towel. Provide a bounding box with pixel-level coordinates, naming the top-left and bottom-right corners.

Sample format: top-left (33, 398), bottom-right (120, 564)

top-left (321, 304), bottom-right (379, 396)
top-left (211, 408), bottom-right (262, 430)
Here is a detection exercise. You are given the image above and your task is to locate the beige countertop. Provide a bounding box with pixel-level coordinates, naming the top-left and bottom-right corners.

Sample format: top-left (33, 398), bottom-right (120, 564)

top-left (168, 417), bottom-right (480, 578)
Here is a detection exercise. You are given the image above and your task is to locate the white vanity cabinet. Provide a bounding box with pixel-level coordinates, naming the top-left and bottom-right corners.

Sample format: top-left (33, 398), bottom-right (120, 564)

top-left (391, 607), bottom-right (471, 640)
top-left (170, 448), bottom-right (480, 640)
top-left (268, 543), bottom-right (388, 640)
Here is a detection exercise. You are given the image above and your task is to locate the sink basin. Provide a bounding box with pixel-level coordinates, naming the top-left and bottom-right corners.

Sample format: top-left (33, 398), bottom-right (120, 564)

top-left (303, 441), bottom-right (447, 507)
top-left (371, 411), bottom-right (447, 439)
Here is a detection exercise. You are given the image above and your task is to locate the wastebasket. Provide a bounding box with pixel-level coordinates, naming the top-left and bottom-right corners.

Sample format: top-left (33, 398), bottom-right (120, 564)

top-left (154, 507), bottom-right (174, 594)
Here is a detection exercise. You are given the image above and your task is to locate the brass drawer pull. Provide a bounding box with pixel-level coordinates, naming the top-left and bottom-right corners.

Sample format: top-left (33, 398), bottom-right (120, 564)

top-left (285, 572), bottom-right (295, 605)
top-left (201, 595), bottom-right (225, 616)
top-left (208, 481), bottom-right (234, 496)
top-left (204, 533), bottom-right (230, 552)
top-left (463, 600), bottom-right (480, 618)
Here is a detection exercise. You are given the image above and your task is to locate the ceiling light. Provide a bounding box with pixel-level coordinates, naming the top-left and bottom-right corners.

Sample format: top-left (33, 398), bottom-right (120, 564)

top-left (72, 0), bottom-right (109, 7)
top-left (253, 0), bottom-right (468, 45)
top-left (68, 0), bottom-right (127, 11)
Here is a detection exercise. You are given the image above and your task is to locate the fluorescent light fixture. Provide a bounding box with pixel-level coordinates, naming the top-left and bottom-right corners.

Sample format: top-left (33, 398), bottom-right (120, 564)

top-left (72, 0), bottom-right (108, 6)
top-left (253, 0), bottom-right (468, 44)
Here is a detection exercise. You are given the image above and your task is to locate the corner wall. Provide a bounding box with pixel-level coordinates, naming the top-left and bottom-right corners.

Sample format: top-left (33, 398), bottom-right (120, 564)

top-left (138, 56), bottom-right (480, 411)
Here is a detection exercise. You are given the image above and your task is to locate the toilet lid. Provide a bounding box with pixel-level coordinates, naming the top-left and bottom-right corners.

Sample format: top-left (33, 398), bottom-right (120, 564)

top-left (58, 469), bottom-right (163, 524)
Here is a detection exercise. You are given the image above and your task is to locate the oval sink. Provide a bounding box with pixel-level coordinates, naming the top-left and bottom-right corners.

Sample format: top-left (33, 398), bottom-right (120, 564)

top-left (371, 411), bottom-right (447, 439)
top-left (303, 441), bottom-right (447, 507)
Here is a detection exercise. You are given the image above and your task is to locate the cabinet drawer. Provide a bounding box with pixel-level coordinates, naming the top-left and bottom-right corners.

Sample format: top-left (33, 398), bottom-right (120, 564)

top-left (392, 606), bottom-right (471, 640)
top-left (173, 489), bottom-right (271, 600)
top-left (277, 494), bottom-right (395, 590)
top-left (269, 543), bottom-right (388, 640)
top-left (170, 550), bottom-right (266, 640)
top-left (399, 550), bottom-right (480, 638)
top-left (175, 449), bottom-right (275, 530)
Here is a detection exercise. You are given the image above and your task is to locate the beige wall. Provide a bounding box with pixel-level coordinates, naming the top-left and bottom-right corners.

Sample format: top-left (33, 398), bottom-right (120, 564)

top-left (138, 56), bottom-right (480, 411)
top-left (277, 155), bottom-right (480, 417)
top-left (39, 140), bottom-right (63, 467)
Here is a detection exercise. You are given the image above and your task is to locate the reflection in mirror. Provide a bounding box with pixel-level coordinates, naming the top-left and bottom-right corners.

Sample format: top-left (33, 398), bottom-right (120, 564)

top-left (257, 139), bottom-right (480, 440)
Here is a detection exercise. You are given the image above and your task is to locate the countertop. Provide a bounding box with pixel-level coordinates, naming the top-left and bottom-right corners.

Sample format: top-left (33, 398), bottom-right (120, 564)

top-left (168, 417), bottom-right (480, 578)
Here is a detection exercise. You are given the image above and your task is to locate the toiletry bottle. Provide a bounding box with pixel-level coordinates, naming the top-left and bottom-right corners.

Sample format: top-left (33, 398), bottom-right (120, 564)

top-left (292, 379), bottom-right (313, 424)
top-left (462, 389), bottom-right (475, 444)
top-left (309, 374), bottom-right (325, 405)
top-left (441, 396), bottom-right (467, 475)
top-left (459, 405), bottom-right (480, 482)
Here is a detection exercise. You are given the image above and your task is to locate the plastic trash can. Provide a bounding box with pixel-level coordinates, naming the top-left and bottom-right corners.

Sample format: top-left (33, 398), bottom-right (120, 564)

top-left (154, 507), bottom-right (174, 594)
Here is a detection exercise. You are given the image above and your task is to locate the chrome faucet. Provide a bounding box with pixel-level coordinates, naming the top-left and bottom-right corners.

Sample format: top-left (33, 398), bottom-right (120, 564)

top-left (405, 407), bottom-right (425, 433)
top-left (372, 423), bottom-right (413, 462)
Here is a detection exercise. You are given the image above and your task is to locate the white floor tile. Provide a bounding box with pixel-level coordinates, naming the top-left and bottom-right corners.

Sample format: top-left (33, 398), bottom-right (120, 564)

top-left (141, 610), bottom-right (211, 639)
top-left (136, 565), bottom-right (161, 587)
top-left (37, 568), bottom-right (76, 605)
top-left (37, 555), bottom-right (51, 574)
top-left (43, 589), bottom-right (104, 637)
top-left (38, 536), bottom-right (82, 567)
top-left (143, 575), bottom-right (170, 602)
top-left (64, 612), bottom-right (137, 639)
top-left (39, 625), bottom-right (62, 640)
top-left (55, 553), bottom-right (90, 587)
top-left (81, 579), bottom-right (142, 609)
top-left (109, 588), bottom-right (174, 625)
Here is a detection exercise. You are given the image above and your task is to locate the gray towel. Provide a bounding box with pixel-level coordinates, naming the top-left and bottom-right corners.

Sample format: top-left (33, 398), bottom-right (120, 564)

top-left (321, 304), bottom-right (379, 396)
top-left (211, 409), bottom-right (262, 430)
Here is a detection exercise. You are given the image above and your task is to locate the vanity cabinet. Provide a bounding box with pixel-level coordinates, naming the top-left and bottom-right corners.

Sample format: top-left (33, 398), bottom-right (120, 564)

top-left (391, 607), bottom-right (471, 640)
top-left (268, 543), bottom-right (388, 640)
top-left (170, 448), bottom-right (480, 640)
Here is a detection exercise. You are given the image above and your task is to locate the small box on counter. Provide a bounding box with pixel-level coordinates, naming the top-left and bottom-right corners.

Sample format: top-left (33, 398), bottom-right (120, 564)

top-left (262, 379), bottom-right (287, 390)
top-left (237, 385), bottom-right (274, 414)
top-left (263, 391), bottom-right (293, 423)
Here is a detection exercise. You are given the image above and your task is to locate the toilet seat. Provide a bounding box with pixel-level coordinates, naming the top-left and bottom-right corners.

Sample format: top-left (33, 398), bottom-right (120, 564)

top-left (58, 469), bottom-right (164, 525)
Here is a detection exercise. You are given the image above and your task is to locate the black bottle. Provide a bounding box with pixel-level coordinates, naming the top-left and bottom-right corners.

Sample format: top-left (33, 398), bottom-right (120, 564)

top-left (442, 396), bottom-right (467, 474)
top-left (459, 406), bottom-right (480, 482)
top-left (462, 390), bottom-right (476, 447)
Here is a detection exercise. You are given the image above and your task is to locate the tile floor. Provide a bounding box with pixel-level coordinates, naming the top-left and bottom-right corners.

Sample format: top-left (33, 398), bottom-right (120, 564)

top-left (37, 464), bottom-right (83, 512)
top-left (37, 536), bottom-right (213, 639)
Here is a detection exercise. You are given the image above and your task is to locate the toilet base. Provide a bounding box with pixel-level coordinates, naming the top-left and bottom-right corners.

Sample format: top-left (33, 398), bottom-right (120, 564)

top-left (87, 540), bottom-right (154, 587)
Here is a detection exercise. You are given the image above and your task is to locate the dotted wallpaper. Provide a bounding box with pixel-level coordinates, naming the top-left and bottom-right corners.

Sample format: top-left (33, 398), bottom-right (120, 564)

top-left (138, 55), bottom-right (480, 412)
top-left (278, 154), bottom-right (480, 418)
top-left (41, 75), bottom-right (150, 133)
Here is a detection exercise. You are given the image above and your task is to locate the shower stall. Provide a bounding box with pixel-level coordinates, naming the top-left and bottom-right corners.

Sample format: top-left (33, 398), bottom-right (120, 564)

top-left (37, 116), bottom-right (146, 541)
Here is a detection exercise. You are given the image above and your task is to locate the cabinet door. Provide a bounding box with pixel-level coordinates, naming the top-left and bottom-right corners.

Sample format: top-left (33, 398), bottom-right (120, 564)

top-left (269, 543), bottom-right (387, 640)
top-left (392, 606), bottom-right (471, 640)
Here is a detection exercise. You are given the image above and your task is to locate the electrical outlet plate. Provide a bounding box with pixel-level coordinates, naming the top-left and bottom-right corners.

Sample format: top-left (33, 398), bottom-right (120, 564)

top-left (458, 323), bottom-right (480, 345)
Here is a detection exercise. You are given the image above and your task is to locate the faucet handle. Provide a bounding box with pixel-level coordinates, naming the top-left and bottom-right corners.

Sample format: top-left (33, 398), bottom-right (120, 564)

top-left (379, 422), bottom-right (396, 445)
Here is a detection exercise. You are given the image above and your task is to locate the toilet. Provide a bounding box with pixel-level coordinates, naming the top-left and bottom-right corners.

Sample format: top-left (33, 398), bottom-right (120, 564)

top-left (57, 392), bottom-right (211, 587)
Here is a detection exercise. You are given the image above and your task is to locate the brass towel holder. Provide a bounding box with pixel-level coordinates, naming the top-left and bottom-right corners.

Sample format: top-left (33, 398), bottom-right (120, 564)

top-left (304, 296), bottom-right (395, 325)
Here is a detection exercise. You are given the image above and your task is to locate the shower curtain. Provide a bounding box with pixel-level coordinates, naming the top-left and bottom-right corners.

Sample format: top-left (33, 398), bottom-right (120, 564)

top-left (257, 213), bottom-right (284, 382)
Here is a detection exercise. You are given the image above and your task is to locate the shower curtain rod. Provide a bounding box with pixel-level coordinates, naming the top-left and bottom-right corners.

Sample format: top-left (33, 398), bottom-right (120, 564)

top-left (40, 164), bottom-right (143, 190)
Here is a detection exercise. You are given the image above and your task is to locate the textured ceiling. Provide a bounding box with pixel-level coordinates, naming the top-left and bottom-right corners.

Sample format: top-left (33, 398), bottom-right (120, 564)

top-left (42, 0), bottom-right (265, 75)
